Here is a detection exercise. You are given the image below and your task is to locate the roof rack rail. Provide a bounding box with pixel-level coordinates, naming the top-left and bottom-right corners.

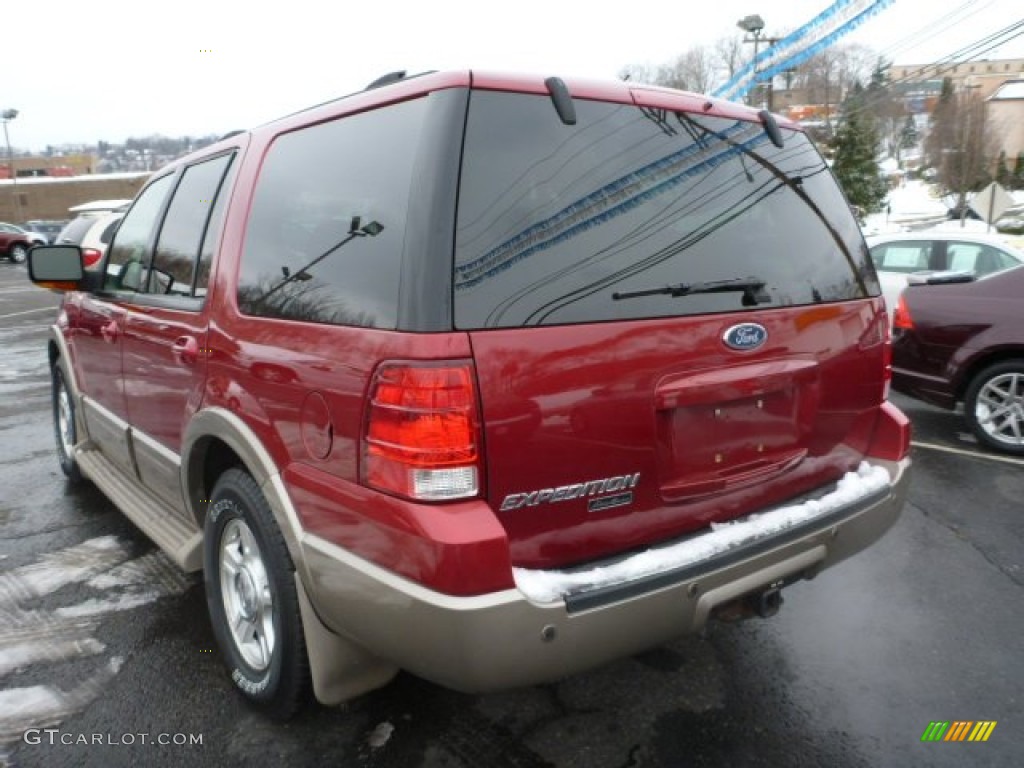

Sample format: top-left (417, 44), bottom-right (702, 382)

top-left (365, 71), bottom-right (408, 90)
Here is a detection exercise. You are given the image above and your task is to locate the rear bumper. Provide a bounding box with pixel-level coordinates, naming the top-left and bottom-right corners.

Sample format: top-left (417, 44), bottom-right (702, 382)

top-left (301, 456), bottom-right (910, 694)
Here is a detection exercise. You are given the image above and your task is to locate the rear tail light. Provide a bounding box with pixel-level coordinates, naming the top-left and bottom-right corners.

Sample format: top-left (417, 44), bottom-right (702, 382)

top-left (362, 361), bottom-right (482, 501)
top-left (82, 248), bottom-right (103, 268)
top-left (892, 294), bottom-right (913, 331)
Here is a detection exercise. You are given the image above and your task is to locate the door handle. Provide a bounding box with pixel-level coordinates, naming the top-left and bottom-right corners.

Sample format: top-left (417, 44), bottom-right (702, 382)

top-left (172, 335), bottom-right (199, 365)
top-left (100, 320), bottom-right (120, 343)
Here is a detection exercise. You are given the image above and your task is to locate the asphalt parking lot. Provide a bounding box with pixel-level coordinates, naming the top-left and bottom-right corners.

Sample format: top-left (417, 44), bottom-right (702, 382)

top-left (1, 258), bottom-right (1021, 768)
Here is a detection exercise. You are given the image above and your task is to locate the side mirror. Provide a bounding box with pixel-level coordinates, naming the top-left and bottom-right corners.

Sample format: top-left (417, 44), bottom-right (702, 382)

top-left (27, 245), bottom-right (85, 291)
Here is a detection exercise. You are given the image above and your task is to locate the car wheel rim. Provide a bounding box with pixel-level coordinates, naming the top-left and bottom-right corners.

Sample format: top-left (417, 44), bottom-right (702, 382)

top-left (12, 246), bottom-right (27, 263)
top-left (975, 372), bottom-right (1024, 447)
top-left (219, 518), bottom-right (276, 672)
top-left (57, 377), bottom-right (74, 457)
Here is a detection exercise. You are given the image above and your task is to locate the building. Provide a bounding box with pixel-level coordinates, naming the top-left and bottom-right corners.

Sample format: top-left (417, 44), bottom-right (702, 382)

top-left (987, 80), bottom-right (1024, 166)
top-left (885, 57), bottom-right (1024, 101)
top-left (0, 173), bottom-right (150, 223)
top-left (0, 153), bottom-right (97, 179)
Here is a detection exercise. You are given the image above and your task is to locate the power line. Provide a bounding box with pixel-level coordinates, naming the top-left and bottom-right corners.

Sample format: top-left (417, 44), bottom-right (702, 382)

top-left (812, 19), bottom-right (1024, 124)
top-left (875, 0), bottom-right (992, 61)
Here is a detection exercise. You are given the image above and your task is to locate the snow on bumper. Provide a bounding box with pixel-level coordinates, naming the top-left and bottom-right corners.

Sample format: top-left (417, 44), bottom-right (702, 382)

top-left (514, 462), bottom-right (892, 604)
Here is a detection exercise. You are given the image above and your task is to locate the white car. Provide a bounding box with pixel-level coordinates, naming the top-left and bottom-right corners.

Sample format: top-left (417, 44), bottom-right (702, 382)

top-left (56, 211), bottom-right (124, 271)
top-left (865, 231), bottom-right (1024, 321)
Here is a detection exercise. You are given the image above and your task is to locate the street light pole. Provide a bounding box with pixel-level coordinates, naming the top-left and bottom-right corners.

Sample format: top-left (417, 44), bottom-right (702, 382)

top-left (958, 80), bottom-right (982, 228)
top-left (737, 15), bottom-right (765, 108)
top-left (736, 15), bottom-right (781, 111)
top-left (2, 109), bottom-right (21, 223)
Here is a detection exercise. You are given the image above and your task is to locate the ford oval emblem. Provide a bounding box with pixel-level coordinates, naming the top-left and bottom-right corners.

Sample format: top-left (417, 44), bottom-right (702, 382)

top-left (722, 323), bottom-right (767, 351)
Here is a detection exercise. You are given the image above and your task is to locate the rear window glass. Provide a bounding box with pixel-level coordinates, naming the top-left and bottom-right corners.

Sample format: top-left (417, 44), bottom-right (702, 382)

top-left (870, 242), bottom-right (931, 272)
top-left (946, 242), bottom-right (1018, 276)
top-left (57, 216), bottom-right (98, 245)
top-left (237, 97), bottom-right (427, 329)
top-left (455, 92), bottom-right (877, 328)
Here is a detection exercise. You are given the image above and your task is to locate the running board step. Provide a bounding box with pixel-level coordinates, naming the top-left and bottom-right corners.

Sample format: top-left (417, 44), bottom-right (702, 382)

top-left (76, 447), bottom-right (203, 572)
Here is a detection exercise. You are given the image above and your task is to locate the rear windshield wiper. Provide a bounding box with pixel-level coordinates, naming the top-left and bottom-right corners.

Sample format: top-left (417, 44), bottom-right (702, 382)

top-left (674, 111), bottom-right (867, 298)
top-left (613, 277), bottom-right (770, 305)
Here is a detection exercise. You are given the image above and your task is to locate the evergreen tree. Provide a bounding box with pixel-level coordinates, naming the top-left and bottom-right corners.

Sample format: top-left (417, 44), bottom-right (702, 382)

top-left (924, 78), bottom-right (957, 186)
top-left (994, 151), bottom-right (1011, 188)
top-left (1012, 152), bottom-right (1024, 191)
top-left (899, 115), bottom-right (919, 156)
top-left (831, 83), bottom-right (888, 216)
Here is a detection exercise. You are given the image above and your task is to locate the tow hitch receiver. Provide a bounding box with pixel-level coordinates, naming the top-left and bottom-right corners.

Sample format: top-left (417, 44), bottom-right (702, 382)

top-left (712, 579), bottom-right (789, 623)
top-left (750, 586), bottom-right (784, 618)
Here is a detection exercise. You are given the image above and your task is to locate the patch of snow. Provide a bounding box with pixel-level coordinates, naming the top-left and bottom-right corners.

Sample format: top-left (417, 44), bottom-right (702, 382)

top-left (88, 550), bottom-right (195, 594)
top-left (0, 657), bottom-right (123, 743)
top-left (0, 537), bottom-right (129, 608)
top-left (367, 721), bottom-right (395, 749)
top-left (0, 686), bottom-right (66, 724)
top-left (925, 219), bottom-right (993, 234)
top-left (990, 81), bottom-right (1024, 100)
top-left (0, 637), bottom-right (105, 676)
top-left (54, 591), bottom-right (161, 619)
top-left (862, 179), bottom-right (948, 236)
top-left (513, 462), bottom-right (891, 604)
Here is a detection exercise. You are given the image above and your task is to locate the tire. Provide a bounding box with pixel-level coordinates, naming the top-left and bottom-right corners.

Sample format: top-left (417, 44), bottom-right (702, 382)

top-left (204, 468), bottom-right (309, 719)
top-left (52, 362), bottom-right (84, 484)
top-left (9, 243), bottom-right (28, 264)
top-left (964, 360), bottom-right (1024, 456)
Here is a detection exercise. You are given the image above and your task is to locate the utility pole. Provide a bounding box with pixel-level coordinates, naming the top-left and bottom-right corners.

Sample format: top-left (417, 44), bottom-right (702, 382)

top-left (958, 80), bottom-right (982, 227)
top-left (736, 15), bottom-right (783, 111)
top-left (2, 109), bottom-right (21, 223)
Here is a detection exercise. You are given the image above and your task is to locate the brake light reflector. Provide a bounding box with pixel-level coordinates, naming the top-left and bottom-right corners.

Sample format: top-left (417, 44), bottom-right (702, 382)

top-left (892, 294), bottom-right (913, 330)
top-left (82, 248), bottom-right (103, 268)
top-left (362, 362), bottom-right (481, 501)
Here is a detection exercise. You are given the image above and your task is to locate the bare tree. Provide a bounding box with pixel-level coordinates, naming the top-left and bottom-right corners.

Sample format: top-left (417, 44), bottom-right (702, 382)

top-left (620, 45), bottom-right (720, 94)
top-left (714, 35), bottom-right (744, 83)
top-left (618, 63), bottom-right (659, 84)
top-left (776, 43), bottom-right (877, 132)
top-left (924, 78), bottom-right (997, 210)
top-left (658, 46), bottom-right (718, 93)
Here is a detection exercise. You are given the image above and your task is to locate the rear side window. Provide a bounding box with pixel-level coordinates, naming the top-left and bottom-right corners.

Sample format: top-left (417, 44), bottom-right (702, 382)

top-left (150, 153), bottom-right (235, 297)
top-left (237, 97), bottom-right (427, 328)
top-left (870, 242), bottom-right (932, 272)
top-left (195, 158), bottom-right (238, 297)
top-left (946, 241), bottom-right (1018, 276)
top-left (99, 217), bottom-right (120, 245)
top-left (104, 175), bottom-right (176, 293)
top-left (455, 92), bottom-right (876, 328)
top-left (57, 216), bottom-right (99, 245)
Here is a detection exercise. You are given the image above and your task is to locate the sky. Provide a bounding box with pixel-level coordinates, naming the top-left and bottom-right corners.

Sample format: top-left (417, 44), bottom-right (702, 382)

top-left (4, 0), bottom-right (1023, 152)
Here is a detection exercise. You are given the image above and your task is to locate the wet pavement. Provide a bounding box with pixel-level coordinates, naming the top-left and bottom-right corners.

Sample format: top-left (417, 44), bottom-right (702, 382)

top-left (1, 259), bottom-right (1021, 767)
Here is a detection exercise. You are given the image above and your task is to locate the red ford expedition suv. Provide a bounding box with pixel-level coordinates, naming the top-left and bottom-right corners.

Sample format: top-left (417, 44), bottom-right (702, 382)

top-left (28, 70), bottom-right (911, 718)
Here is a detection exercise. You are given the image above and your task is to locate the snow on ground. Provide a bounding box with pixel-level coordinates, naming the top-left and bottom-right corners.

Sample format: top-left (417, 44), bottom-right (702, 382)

top-left (861, 178), bottom-right (1024, 245)
top-left (861, 179), bottom-right (947, 235)
top-left (513, 462), bottom-right (891, 604)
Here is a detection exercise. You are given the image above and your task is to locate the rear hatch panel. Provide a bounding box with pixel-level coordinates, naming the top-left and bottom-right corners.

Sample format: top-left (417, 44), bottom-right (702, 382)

top-left (469, 304), bottom-right (885, 569)
top-left (454, 84), bottom-right (885, 569)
